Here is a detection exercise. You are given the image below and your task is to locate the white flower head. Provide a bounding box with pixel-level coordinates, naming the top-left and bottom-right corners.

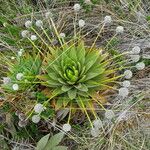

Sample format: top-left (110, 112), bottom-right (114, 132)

top-left (2, 77), bottom-right (11, 85)
top-left (25, 20), bottom-right (32, 28)
top-left (62, 123), bottom-right (71, 132)
top-left (31, 35), bottom-right (37, 41)
top-left (136, 62), bottom-right (145, 70)
top-left (90, 127), bottom-right (100, 137)
top-left (130, 54), bottom-right (140, 62)
top-left (118, 87), bottom-right (129, 98)
top-left (116, 26), bottom-right (124, 34)
top-left (12, 84), bottom-right (19, 91)
top-left (79, 19), bottom-right (85, 28)
top-left (104, 16), bottom-right (112, 24)
top-left (16, 73), bottom-right (24, 80)
top-left (131, 46), bottom-right (141, 54)
top-left (105, 110), bottom-right (115, 120)
top-left (73, 3), bottom-right (81, 12)
top-left (11, 56), bottom-right (15, 60)
top-left (93, 119), bottom-right (103, 129)
top-left (18, 113), bottom-right (26, 121)
top-left (59, 33), bottom-right (66, 38)
top-left (85, 0), bottom-right (92, 5)
top-left (45, 11), bottom-right (53, 18)
top-left (124, 70), bottom-right (133, 79)
top-left (18, 120), bottom-right (27, 128)
top-left (18, 51), bottom-right (23, 57)
top-left (32, 115), bottom-right (41, 123)
top-left (122, 80), bottom-right (130, 88)
top-left (34, 103), bottom-right (45, 114)
top-left (21, 30), bottom-right (29, 38)
top-left (35, 20), bottom-right (43, 27)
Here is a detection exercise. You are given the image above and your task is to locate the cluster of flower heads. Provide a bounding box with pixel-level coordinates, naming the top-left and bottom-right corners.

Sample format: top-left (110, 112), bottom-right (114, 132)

top-left (15, 111), bottom-right (28, 127)
top-left (2, 3), bottom-right (147, 139)
top-left (118, 46), bottom-right (145, 99)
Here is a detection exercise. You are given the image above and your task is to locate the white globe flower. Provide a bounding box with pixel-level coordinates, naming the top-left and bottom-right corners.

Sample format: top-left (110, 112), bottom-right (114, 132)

top-left (116, 26), bottom-right (124, 34)
top-left (12, 84), bottom-right (19, 91)
top-left (124, 70), bottom-right (133, 79)
top-left (25, 20), bottom-right (32, 28)
top-left (18, 113), bottom-right (26, 121)
top-left (16, 73), bottom-right (24, 80)
top-left (59, 33), bottom-right (66, 38)
top-left (34, 103), bottom-right (45, 114)
top-left (45, 11), bottom-right (53, 18)
top-left (62, 123), bottom-right (71, 132)
top-left (79, 19), bottom-right (85, 28)
top-left (18, 120), bottom-right (27, 128)
top-left (73, 3), bottom-right (81, 12)
top-left (136, 62), bottom-right (145, 70)
top-left (104, 16), bottom-right (112, 24)
top-left (32, 115), bottom-right (41, 123)
top-left (105, 110), bottom-right (115, 120)
top-left (21, 30), bottom-right (29, 38)
top-left (31, 35), bottom-right (37, 41)
top-left (130, 54), bottom-right (140, 62)
top-left (93, 119), bottom-right (103, 129)
top-left (90, 127), bottom-right (100, 137)
top-left (122, 80), bottom-right (130, 88)
top-left (85, 0), bottom-right (92, 4)
top-left (131, 46), bottom-right (141, 54)
top-left (18, 51), bottom-right (23, 57)
top-left (35, 20), bottom-right (43, 27)
top-left (11, 56), bottom-right (15, 60)
top-left (118, 87), bottom-right (129, 98)
top-left (2, 77), bottom-right (11, 85)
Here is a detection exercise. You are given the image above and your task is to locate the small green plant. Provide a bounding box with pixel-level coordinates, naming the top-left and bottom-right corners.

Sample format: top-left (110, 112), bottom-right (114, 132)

top-left (2, 53), bottom-right (41, 92)
top-left (36, 132), bottom-right (67, 150)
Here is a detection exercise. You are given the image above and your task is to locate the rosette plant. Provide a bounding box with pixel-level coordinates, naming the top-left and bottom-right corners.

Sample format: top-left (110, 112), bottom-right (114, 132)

top-left (38, 38), bottom-right (120, 115)
top-left (2, 53), bottom-right (42, 92)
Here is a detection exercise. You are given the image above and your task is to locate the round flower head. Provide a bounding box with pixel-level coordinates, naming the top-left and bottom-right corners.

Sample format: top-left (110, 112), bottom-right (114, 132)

top-left (11, 56), bottom-right (15, 60)
top-left (32, 115), bottom-right (41, 123)
top-left (59, 33), bottom-right (66, 38)
top-left (116, 26), bottom-right (124, 34)
top-left (2, 77), bottom-right (11, 85)
top-left (62, 123), bottom-right (71, 132)
top-left (18, 51), bottom-right (23, 57)
top-left (118, 87), bottom-right (129, 98)
top-left (25, 20), bottom-right (32, 28)
top-left (16, 73), bottom-right (23, 80)
top-left (122, 80), bottom-right (130, 88)
top-left (45, 11), bottom-right (53, 18)
top-left (124, 70), bottom-right (133, 79)
top-left (130, 54), bottom-right (140, 62)
top-left (12, 84), bottom-right (19, 91)
top-left (79, 19), bottom-right (85, 28)
top-left (34, 103), bottom-right (45, 114)
top-left (18, 120), bottom-right (27, 128)
top-left (90, 127), bottom-right (100, 137)
top-left (104, 16), bottom-right (112, 24)
top-left (21, 30), bottom-right (29, 38)
top-left (131, 46), bottom-right (141, 54)
top-left (93, 119), bottom-right (103, 129)
top-left (35, 20), bottom-right (43, 27)
top-left (18, 113), bottom-right (26, 121)
top-left (15, 110), bottom-right (20, 116)
top-left (73, 3), bottom-right (81, 12)
top-left (85, 0), bottom-right (92, 4)
top-left (31, 35), bottom-right (37, 41)
top-left (136, 62), bottom-right (145, 70)
top-left (105, 110), bottom-right (115, 120)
